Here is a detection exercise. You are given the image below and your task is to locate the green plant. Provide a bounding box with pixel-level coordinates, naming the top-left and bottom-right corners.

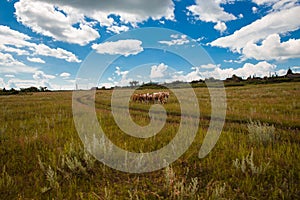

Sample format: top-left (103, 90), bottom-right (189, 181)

top-left (233, 150), bottom-right (270, 175)
top-left (247, 120), bottom-right (275, 146)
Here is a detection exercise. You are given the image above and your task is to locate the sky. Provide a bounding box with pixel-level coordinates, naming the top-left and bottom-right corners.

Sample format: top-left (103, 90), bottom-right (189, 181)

top-left (0, 0), bottom-right (299, 90)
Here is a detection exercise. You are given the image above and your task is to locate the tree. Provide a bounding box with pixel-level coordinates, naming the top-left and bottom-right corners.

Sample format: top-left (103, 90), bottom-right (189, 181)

top-left (129, 81), bottom-right (139, 87)
top-left (286, 68), bottom-right (293, 75)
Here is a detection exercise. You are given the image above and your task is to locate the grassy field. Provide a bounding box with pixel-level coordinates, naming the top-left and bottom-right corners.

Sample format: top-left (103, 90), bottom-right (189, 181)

top-left (0, 82), bottom-right (299, 199)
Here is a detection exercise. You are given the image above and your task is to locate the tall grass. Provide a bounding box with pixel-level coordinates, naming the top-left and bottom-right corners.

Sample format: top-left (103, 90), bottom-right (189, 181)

top-left (0, 83), bottom-right (299, 199)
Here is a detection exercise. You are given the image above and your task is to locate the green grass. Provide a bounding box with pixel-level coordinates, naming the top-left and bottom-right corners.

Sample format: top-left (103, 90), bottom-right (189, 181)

top-left (0, 82), bottom-right (299, 199)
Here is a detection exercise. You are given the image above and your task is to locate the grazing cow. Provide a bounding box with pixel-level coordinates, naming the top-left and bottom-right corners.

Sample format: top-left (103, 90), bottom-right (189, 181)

top-left (131, 91), bottom-right (170, 104)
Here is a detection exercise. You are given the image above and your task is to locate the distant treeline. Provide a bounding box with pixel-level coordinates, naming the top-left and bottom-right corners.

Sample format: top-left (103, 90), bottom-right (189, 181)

top-left (93, 69), bottom-right (300, 90)
top-left (0, 86), bottom-right (50, 95)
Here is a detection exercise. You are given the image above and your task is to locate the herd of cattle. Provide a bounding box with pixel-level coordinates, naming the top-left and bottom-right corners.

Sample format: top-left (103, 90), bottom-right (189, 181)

top-left (131, 91), bottom-right (170, 104)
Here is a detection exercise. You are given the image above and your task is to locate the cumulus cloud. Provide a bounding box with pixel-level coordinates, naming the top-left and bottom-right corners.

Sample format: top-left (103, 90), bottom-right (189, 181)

top-left (15, 0), bottom-right (100, 45)
top-left (150, 63), bottom-right (168, 79)
top-left (211, 5), bottom-right (300, 61)
top-left (0, 25), bottom-right (81, 63)
top-left (159, 34), bottom-right (190, 46)
top-left (14, 0), bottom-right (175, 39)
top-left (27, 57), bottom-right (45, 63)
top-left (200, 61), bottom-right (276, 79)
top-left (171, 67), bottom-right (202, 82)
top-left (214, 21), bottom-right (227, 33)
top-left (242, 34), bottom-right (300, 61)
top-left (252, 0), bottom-right (299, 11)
top-left (114, 66), bottom-right (132, 86)
top-left (0, 52), bottom-right (37, 74)
top-left (187, 0), bottom-right (237, 32)
top-left (92, 39), bottom-right (143, 57)
top-left (33, 71), bottom-right (55, 88)
top-left (33, 44), bottom-right (81, 63)
top-left (0, 44), bottom-right (29, 55)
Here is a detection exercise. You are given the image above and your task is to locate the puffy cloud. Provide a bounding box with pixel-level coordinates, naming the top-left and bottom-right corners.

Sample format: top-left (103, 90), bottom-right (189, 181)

top-left (242, 34), bottom-right (300, 61)
top-left (0, 52), bottom-right (37, 74)
top-left (171, 67), bottom-right (202, 82)
top-left (92, 39), bottom-right (143, 57)
top-left (0, 25), bottom-right (81, 63)
top-left (159, 34), bottom-right (190, 46)
top-left (15, 0), bottom-right (100, 45)
top-left (33, 71), bottom-right (55, 88)
top-left (32, 44), bottom-right (81, 63)
top-left (271, 0), bottom-right (299, 11)
top-left (60, 72), bottom-right (71, 79)
top-left (252, 0), bottom-right (299, 11)
top-left (150, 63), bottom-right (168, 79)
top-left (27, 57), bottom-right (46, 63)
top-left (106, 25), bottom-right (129, 34)
top-left (187, 0), bottom-right (237, 32)
top-left (211, 6), bottom-right (300, 52)
top-left (33, 71), bottom-right (55, 80)
top-left (211, 5), bottom-right (300, 62)
top-left (14, 0), bottom-right (175, 38)
top-left (200, 61), bottom-right (276, 79)
top-left (252, 6), bottom-right (258, 13)
top-left (114, 66), bottom-right (132, 86)
top-left (0, 44), bottom-right (29, 55)
top-left (214, 21), bottom-right (227, 33)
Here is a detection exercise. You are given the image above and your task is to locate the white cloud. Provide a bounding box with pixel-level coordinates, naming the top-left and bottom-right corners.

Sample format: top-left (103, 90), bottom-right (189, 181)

top-left (0, 44), bottom-right (29, 55)
top-left (0, 52), bottom-right (37, 74)
top-left (33, 71), bottom-right (55, 88)
top-left (15, 0), bottom-right (100, 45)
top-left (27, 57), bottom-right (46, 63)
top-left (106, 25), bottom-right (130, 34)
top-left (32, 44), bottom-right (81, 63)
top-left (0, 25), bottom-right (81, 63)
top-left (92, 39), bottom-right (143, 57)
top-left (60, 72), bottom-right (71, 79)
top-left (252, 0), bottom-right (298, 11)
top-left (171, 67), bottom-right (202, 82)
top-left (214, 21), bottom-right (227, 33)
top-left (271, 0), bottom-right (299, 11)
top-left (114, 66), bottom-right (132, 86)
top-left (252, 0), bottom-right (278, 5)
top-left (242, 34), bottom-right (300, 61)
top-left (201, 63), bottom-right (220, 69)
top-left (33, 71), bottom-right (55, 80)
top-left (14, 0), bottom-right (175, 37)
top-left (200, 61), bottom-right (276, 79)
top-left (211, 6), bottom-right (300, 53)
top-left (159, 35), bottom-right (190, 46)
top-left (150, 63), bottom-right (168, 79)
top-left (252, 6), bottom-right (258, 13)
top-left (5, 74), bottom-right (15, 78)
top-left (187, 0), bottom-right (237, 32)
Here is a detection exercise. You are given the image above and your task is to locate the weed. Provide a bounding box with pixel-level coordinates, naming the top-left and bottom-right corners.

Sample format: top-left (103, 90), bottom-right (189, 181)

top-left (233, 150), bottom-right (270, 175)
top-left (247, 120), bottom-right (275, 146)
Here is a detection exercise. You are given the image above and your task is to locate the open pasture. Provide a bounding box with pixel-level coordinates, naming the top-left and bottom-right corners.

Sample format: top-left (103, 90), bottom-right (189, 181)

top-left (0, 82), bottom-right (299, 199)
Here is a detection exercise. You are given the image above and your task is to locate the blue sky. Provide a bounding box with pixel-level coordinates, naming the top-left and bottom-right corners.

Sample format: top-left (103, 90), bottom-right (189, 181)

top-left (0, 0), bottom-right (299, 89)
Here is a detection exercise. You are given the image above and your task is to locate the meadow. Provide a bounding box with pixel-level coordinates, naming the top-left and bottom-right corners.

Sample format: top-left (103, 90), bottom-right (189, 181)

top-left (0, 82), bottom-right (299, 199)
